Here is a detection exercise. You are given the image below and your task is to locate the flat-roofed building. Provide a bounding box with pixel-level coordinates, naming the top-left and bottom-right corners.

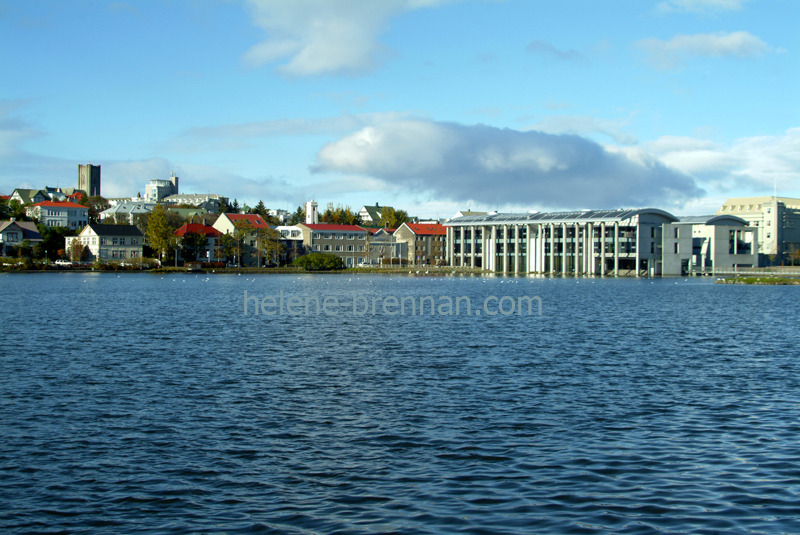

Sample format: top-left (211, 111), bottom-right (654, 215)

top-left (716, 196), bottom-right (800, 265)
top-left (662, 215), bottom-right (758, 275)
top-left (297, 223), bottom-right (369, 267)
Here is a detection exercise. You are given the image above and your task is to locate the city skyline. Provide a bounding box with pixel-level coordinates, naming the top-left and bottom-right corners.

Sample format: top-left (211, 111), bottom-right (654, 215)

top-left (1, 0), bottom-right (798, 218)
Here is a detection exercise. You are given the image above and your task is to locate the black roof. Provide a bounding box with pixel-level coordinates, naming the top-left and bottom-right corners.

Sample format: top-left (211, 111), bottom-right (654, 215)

top-left (87, 224), bottom-right (144, 237)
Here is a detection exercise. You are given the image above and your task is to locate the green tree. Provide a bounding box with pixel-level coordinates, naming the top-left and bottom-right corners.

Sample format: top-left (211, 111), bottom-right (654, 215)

top-left (217, 233), bottom-right (238, 263)
top-left (378, 207), bottom-right (410, 229)
top-left (180, 231), bottom-right (208, 261)
top-left (79, 196), bottom-right (110, 223)
top-left (146, 204), bottom-right (177, 261)
top-left (293, 252), bottom-right (344, 271)
top-left (232, 199), bottom-right (240, 213)
top-left (35, 224), bottom-right (76, 261)
top-left (288, 206), bottom-right (305, 225)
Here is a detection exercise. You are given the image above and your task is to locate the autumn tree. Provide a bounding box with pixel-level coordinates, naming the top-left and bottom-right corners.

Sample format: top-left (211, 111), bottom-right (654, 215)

top-left (146, 204), bottom-right (178, 261)
top-left (320, 203), bottom-right (362, 225)
top-left (378, 207), bottom-right (410, 229)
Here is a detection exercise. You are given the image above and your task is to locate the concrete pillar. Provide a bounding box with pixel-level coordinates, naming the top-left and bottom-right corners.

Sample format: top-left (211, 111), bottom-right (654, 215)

top-left (447, 227), bottom-right (454, 266)
top-left (549, 224), bottom-right (555, 274)
top-left (490, 225), bottom-right (497, 272)
top-left (561, 223), bottom-right (568, 274)
top-left (501, 225), bottom-right (508, 273)
top-left (574, 223), bottom-right (581, 275)
top-left (526, 223), bottom-right (533, 273)
top-left (614, 221), bottom-right (620, 276)
top-left (470, 225), bottom-right (476, 268)
top-left (513, 225), bottom-right (520, 274)
top-left (588, 223), bottom-right (594, 275)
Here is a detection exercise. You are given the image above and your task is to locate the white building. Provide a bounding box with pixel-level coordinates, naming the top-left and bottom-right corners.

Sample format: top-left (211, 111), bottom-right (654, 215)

top-left (100, 201), bottom-right (156, 224)
top-left (65, 224), bottom-right (144, 262)
top-left (144, 174), bottom-right (179, 202)
top-left (446, 209), bottom-right (759, 276)
top-left (305, 200), bottom-right (319, 224)
top-left (160, 193), bottom-right (227, 212)
top-left (716, 196), bottom-right (800, 264)
top-left (26, 200), bottom-right (88, 229)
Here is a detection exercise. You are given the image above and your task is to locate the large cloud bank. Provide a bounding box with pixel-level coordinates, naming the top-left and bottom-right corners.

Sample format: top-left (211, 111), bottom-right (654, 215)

top-left (314, 120), bottom-right (704, 209)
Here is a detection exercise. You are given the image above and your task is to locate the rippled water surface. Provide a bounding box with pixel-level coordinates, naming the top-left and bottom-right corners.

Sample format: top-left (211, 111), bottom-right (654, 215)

top-left (2, 272), bottom-right (800, 534)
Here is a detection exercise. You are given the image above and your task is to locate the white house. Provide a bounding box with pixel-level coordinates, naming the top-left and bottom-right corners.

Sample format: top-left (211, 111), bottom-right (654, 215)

top-left (26, 201), bottom-right (88, 229)
top-left (65, 224), bottom-right (144, 262)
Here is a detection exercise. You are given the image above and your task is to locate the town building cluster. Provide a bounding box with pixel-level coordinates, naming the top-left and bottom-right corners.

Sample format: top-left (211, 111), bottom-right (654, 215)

top-left (3, 164), bottom-right (800, 275)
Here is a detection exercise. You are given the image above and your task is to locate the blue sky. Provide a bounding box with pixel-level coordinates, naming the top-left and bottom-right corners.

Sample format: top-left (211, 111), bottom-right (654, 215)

top-left (2, 0), bottom-right (798, 218)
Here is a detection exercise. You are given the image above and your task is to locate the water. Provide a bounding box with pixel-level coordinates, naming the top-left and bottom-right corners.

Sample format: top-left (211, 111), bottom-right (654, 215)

top-left (1, 272), bottom-right (799, 534)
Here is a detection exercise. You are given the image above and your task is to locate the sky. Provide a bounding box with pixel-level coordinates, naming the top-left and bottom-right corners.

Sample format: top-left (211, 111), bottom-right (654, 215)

top-left (1, 0), bottom-right (798, 218)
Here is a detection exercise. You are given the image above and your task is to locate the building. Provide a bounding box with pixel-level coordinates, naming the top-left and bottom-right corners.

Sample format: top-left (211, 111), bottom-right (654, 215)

top-left (0, 220), bottom-right (43, 256)
top-left (275, 225), bottom-right (306, 264)
top-left (26, 200), bottom-right (89, 229)
top-left (212, 213), bottom-right (272, 266)
top-left (144, 174), bottom-right (179, 202)
top-left (297, 223), bottom-right (369, 267)
top-left (661, 215), bottom-right (758, 275)
top-left (364, 228), bottom-right (407, 265)
top-left (716, 197), bottom-right (800, 265)
top-left (394, 222), bottom-right (447, 265)
top-left (359, 203), bottom-right (391, 225)
top-left (100, 201), bottom-right (156, 224)
top-left (173, 223), bottom-right (222, 262)
top-left (446, 208), bottom-right (761, 276)
top-left (65, 224), bottom-right (144, 262)
top-left (160, 193), bottom-right (227, 212)
top-left (305, 200), bottom-right (319, 224)
top-left (10, 188), bottom-right (48, 206)
top-left (78, 164), bottom-right (101, 196)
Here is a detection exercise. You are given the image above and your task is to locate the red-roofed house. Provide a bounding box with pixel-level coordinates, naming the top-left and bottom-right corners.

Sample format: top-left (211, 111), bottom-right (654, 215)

top-left (174, 223), bottom-right (223, 262)
top-left (212, 213), bottom-right (274, 266)
top-left (394, 222), bottom-right (447, 265)
top-left (297, 223), bottom-right (369, 267)
top-left (26, 200), bottom-right (89, 229)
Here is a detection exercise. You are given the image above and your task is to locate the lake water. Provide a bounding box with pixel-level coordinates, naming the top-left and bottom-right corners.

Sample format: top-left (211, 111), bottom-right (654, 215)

top-left (2, 272), bottom-right (799, 534)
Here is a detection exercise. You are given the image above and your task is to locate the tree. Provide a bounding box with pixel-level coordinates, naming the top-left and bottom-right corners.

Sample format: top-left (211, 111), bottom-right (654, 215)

top-left (133, 212), bottom-right (150, 235)
top-left (180, 231), bottom-right (208, 262)
top-left (320, 203), bottom-right (362, 225)
top-left (216, 198), bottom-right (232, 214)
top-left (146, 204), bottom-right (177, 261)
top-left (217, 233), bottom-right (238, 263)
top-left (254, 200), bottom-right (267, 218)
top-left (378, 207), bottom-right (410, 229)
top-left (35, 224), bottom-right (76, 261)
top-left (69, 240), bottom-right (90, 262)
top-left (232, 199), bottom-right (240, 213)
top-left (80, 196), bottom-right (110, 223)
top-left (288, 206), bottom-right (305, 225)
top-left (7, 199), bottom-right (28, 221)
top-left (293, 252), bottom-right (344, 271)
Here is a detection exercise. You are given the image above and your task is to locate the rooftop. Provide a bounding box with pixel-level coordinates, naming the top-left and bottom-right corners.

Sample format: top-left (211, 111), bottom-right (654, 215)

top-left (446, 208), bottom-right (679, 226)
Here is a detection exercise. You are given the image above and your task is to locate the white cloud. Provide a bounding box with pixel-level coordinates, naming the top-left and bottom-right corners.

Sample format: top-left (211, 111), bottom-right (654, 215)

top-left (636, 31), bottom-right (770, 69)
top-left (646, 128), bottom-right (800, 196)
top-left (525, 40), bottom-right (584, 62)
top-left (655, 0), bottom-right (749, 14)
top-left (313, 119), bottom-right (704, 210)
top-left (242, 0), bottom-right (454, 76)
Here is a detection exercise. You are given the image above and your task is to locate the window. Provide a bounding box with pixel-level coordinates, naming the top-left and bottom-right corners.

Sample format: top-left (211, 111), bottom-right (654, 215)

top-left (347, 245), bottom-right (353, 252)
top-left (314, 245), bottom-right (320, 251)
top-left (131, 239), bottom-right (137, 245)
top-left (323, 245), bottom-right (330, 251)
top-left (100, 238), bottom-right (107, 245)
top-left (119, 238), bottom-right (125, 246)
top-left (674, 243), bottom-right (679, 254)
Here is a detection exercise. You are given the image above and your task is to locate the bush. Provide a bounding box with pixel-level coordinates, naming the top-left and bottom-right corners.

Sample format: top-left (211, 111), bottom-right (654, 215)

top-left (292, 252), bottom-right (344, 271)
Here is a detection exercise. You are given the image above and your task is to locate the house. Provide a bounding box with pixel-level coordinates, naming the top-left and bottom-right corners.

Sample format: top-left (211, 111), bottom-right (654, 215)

top-left (275, 225), bottom-right (306, 264)
top-left (65, 224), bottom-right (144, 262)
top-left (10, 188), bottom-right (48, 206)
top-left (212, 213), bottom-right (272, 266)
top-left (297, 223), bottom-right (369, 267)
top-left (359, 203), bottom-right (391, 225)
top-left (0, 220), bottom-right (43, 256)
top-left (173, 223), bottom-right (222, 262)
top-left (26, 200), bottom-right (89, 229)
top-left (100, 201), bottom-right (156, 224)
top-left (364, 227), bottom-right (407, 265)
top-left (394, 222), bottom-right (447, 265)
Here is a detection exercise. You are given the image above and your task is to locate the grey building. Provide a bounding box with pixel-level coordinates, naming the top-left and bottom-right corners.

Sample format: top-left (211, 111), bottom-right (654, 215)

top-left (78, 164), bottom-right (101, 197)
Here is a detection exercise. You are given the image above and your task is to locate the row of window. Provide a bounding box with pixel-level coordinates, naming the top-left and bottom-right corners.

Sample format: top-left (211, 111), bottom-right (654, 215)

top-left (109, 250), bottom-right (139, 259)
top-left (313, 244), bottom-right (365, 252)
top-left (312, 233), bottom-right (366, 240)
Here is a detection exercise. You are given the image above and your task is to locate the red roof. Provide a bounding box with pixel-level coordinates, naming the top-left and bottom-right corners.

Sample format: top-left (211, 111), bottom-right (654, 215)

top-left (226, 213), bottom-right (270, 229)
top-left (0, 195), bottom-right (9, 201)
top-left (405, 223), bottom-right (446, 236)
top-left (68, 191), bottom-right (85, 201)
top-left (174, 223), bottom-right (222, 237)
top-left (303, 223), bottom-right (368, 232)
top-left (29, 200), bottom-right (87, 209)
